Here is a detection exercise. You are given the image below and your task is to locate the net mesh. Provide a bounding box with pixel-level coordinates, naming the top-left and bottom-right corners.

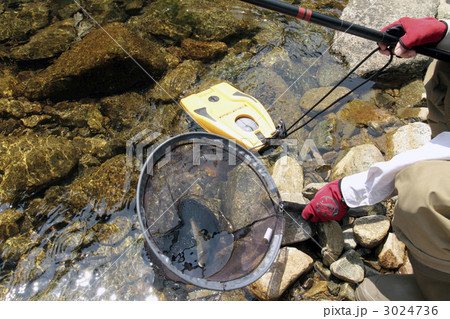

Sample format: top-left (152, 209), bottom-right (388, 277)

top-left (137, 134), bottom-right (283, 289)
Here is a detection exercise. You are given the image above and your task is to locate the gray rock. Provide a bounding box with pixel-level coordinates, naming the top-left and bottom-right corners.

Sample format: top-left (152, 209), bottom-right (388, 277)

top-left (282, 212), bottom-right (314, 245)
top-left (314, 260), bottom-right (331, 281)
top-left (332, 0), bottom-right (439, 79)
top-left (398, 252), bottom-right (414, 275)
top-left (386, 123), bottom-right (431, 160)
top-left (272, 155), bottom-right (305, 203)
top-left (338, 282), bottom-right (356, 301)
top-left (396, 80), bottom-right (427, 110)
top-left (331, 144), bottom-right (384, 180)
top-left (348, 203), bottom-right (387, 218)
top-left (317, 221), bottom-right (344, 266)
top-left (353, 215), bottom-right (391, 248)
top-left (249, 247), bottom-right (314, 300)
top-left (378, 232), bottom-right (406, 269)
top-left (330, 250), bottom-right (365, 284)
top-left (343, 227), bottom-right (358, 251)
top-left (437, 0), bottom-right (450, 19)
top-left (302, 182), bottom-right (327, 200)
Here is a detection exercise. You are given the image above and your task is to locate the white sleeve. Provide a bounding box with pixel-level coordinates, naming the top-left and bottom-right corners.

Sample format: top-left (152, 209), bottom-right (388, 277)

top-left (437, 19), bottom-right (450, 52)
top-left (341, 131), bottom-right (450, 207)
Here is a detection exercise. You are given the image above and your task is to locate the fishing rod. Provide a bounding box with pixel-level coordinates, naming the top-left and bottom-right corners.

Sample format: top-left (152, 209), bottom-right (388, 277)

top-left (239, 0), bottom-right (450, 62)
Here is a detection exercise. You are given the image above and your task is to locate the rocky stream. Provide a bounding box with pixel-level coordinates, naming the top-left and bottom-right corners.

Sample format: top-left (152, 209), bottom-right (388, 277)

top-left (0, 0), bottom-right (447, 301)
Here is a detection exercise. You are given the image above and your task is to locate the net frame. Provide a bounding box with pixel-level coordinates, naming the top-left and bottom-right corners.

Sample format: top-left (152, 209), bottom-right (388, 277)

top-left (136, 132), bottom-right (284, 291)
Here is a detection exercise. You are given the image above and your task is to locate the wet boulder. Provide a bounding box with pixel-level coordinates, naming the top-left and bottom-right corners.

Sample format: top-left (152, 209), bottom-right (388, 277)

top-left (249, 247), bottom-right (314, 300)
top-left (310, 118), bottom-right (338, 152)
top-left (68, 155), bottom-right (138, 216)
top-left (127, 0), bottom-right (258, 42)
top-left (181, 39), bottom-right (228, 62)
top-left (150, 60), bottom-right (206, 102)
top-left (386, 123), bottom-right (431, 160)
top-left (330, 250), bottom-right (365, 284)
top-left (337, 100), bottom-right (399, 132)
top-left (378, 232), bottom-right (406, 269)
top-left (300, 86), bottom-right (352, 113)
top-left (317, 221), bottom-right (344, 266)
top-left (0, 2), bottom-right (50, 43)
top-left (353, 215), bottom-right (391, 249)
top-left (10, 19), bottom-right (77, 61)
top-left (331, 144), bottom-right (384, 180)
top-left (0, 209), bottom-right (23, 243)
top-left (0, 135), bottom-right (79, 203)
top-left (22, 23), bottom-right (168, 101)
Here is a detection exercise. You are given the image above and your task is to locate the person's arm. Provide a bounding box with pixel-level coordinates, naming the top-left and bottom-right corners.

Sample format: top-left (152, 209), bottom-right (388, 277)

top-left (302, 132), bottom-right (450, 221)
top-left (379, 17), bottom-right (449, 58)
top-left (341, 132), bottom-right (450, 207)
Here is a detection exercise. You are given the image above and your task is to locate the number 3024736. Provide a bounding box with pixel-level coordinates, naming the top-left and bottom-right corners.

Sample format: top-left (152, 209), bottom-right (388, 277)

top-left (384, 306), bottom-right (439, 316)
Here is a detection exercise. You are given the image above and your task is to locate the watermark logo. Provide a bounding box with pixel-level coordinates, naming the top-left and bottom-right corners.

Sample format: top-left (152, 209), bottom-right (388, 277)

top-left (125, 131), bottom-right (326, 192)
top-left (124, 129), bottom-right (161, 192)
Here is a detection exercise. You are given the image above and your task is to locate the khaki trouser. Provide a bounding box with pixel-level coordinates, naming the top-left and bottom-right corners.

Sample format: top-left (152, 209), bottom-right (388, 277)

top-left (391, 61), bottom-right (450, 300)
top-left (393, 161), bottom-right (450, 300)
top-left (424, 60), bottom-right (450, 137)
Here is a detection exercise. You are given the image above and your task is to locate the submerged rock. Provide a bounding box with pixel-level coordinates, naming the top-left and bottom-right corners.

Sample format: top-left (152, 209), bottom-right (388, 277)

top-left (353, 215), bottom-right (390, 248)
top-left (0, 232), bottom-right (39, 264)
top-left (99, 92), bottom-right (149, 131)
top-left (10, 19), bottom-right (77, 61)
top-left (337, 100), bottom-right (398, 131)
top-left (68, 155), bottom-right (137, 216)
top-left (0, 2), bottom-right (50, 43)
top-left (300, 86), bottom-right (352, 113)
top-left (0, 135), bottom-right (79, 203)
top-left (94, 216), bottom-right (132, 246)
top-left (0, 209), bottom-right (23, 243)
top-left (22, 23), bottom-right (168, 101)
top-left (150, 60), bottom-right (206, 102)
top-left (310, 118), bottom-right (338, 152)
top-left (127, 0), bottom-right (258, 42)
top-left (181, 38), bottom-right (228, 62)
top-left (249, 247), bottom-right (313, 300)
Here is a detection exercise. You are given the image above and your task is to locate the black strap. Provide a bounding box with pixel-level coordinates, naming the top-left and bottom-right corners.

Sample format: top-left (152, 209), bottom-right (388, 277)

top-left (283, 47), bottom-right (394, 138)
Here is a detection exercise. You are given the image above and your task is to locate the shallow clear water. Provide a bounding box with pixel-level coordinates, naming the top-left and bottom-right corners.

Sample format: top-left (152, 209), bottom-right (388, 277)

top-left (0, 0), bottom-right (388, 301)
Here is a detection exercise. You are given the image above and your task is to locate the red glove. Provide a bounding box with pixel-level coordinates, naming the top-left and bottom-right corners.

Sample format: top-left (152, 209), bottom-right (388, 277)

top-left (302, 180), bottom-right (349, 222)
top-left (381, 17), bottom-right (447, 50)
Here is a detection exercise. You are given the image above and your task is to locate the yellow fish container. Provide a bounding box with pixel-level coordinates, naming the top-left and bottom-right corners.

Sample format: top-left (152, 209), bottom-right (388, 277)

top-left (180, 83), bottom-right (277, 150)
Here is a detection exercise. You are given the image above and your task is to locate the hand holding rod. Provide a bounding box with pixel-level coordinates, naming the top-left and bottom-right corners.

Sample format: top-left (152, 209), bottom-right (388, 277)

top-left (239, 0), bottom-right (450, 62)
